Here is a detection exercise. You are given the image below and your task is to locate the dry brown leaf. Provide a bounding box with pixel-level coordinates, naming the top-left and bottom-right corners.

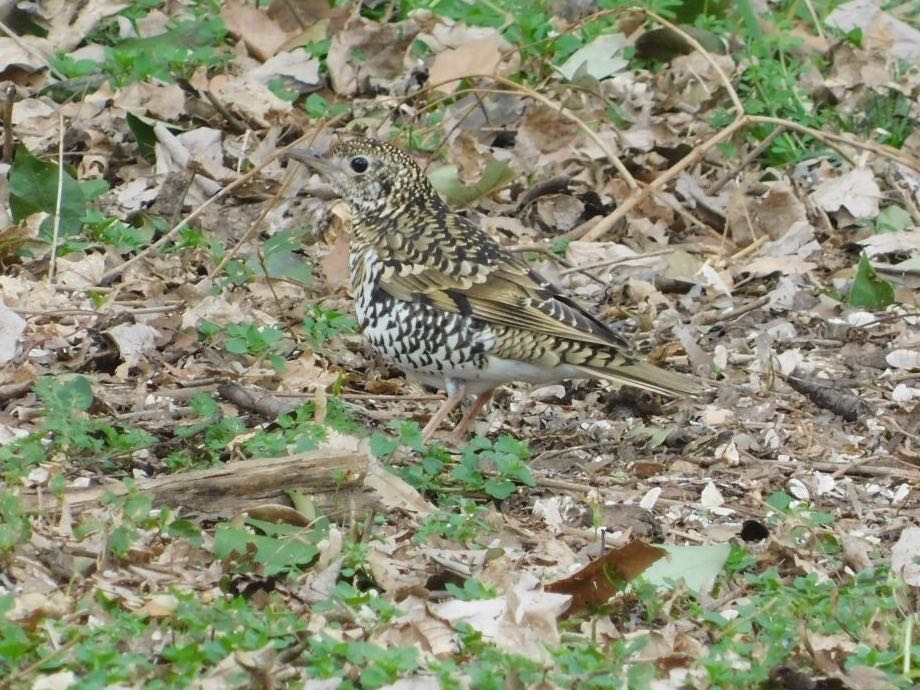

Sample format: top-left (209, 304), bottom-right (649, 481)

top-left (726, 179), bottom-right (808, 246)
top-left (114, 82), bottom-right (186, 121)
top-left (43, 0), bottom-right (128, 52)
top-left (0, 300), bottom-right (25, 365)
top-left (545, 540), bottom-right (667, 611)
top-left (429, 36), bottom-right (503, 94)
top-left (221, 0), bottom-right (290, 62)
top-left (891, 526), bottom-right (920, 586)
top-left (326, 15), bottom-right (418, 96)
top-left (810, 167), bottom-right (881, 219)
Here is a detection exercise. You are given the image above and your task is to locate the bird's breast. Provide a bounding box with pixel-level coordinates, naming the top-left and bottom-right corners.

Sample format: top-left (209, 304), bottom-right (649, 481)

top-left (347, 244), bottom-right (496, 382)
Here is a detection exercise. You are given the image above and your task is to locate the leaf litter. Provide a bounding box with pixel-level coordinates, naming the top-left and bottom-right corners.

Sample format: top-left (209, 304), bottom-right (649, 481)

top-left (0, 0), bottom-right (918, 688)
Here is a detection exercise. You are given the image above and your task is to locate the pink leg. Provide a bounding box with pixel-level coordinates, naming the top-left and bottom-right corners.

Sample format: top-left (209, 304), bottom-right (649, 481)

top-left (421, 388), bottom-right (465, 443)
top-left (449, 389), bottom-right (495, 443)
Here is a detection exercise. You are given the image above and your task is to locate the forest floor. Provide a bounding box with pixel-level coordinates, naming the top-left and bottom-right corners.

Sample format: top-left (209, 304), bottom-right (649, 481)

top-left (0, 1), bottom-right (918, 689)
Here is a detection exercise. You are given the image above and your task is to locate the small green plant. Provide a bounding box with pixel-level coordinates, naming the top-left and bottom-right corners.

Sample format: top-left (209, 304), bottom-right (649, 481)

top-left (314, 581), bottom-right (403, 627)
top-left (452, 435), bottom-right (534, 499)
top-left (764, 490), bottom-right (840, 556)
top-left (304, 632), bottom-right (419, 688)
top-left (302, 304), bottom-right (357, 349)
top-left (242, 401), bottom-right (332, 457)
top-left (8, 146), bottom-right (86, 241)
top-left (874, 205), bottom-right (912, 234)
top-left (304, 92), bottom-right (350, 120)
top-left (82, 208), bottom-right (151, 251)
top-left (172, 392), bottom-right (248, 466)
top-left (700, 567), bottom-right (911, 688)
top-left (225, 323), bottom-right (286, 367)
top-left (0, 376), bottom-right (156, 480)
top-left (0, 490), bottom-right (30, 555)
top-left (213, 513), bottom-right (329, 576)
top-left (76, 16), bottom-right (231, 86)
top-left (171, 225), bottom-right (224, 258)
top-left (848, 253), bottom-right (895, 309)
top-left (372, 424), bottom-right (533, 500)
top-left (260, 228), bottom-right (313, 285)
top-left (414, 499), bottom-right (492, 545)
top-left (445, 578), bottom-right (498, 600)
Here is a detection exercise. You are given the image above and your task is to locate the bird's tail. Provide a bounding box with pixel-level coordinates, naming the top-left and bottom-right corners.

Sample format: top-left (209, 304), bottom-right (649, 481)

top-left (576, 361), bottom-right (703, 397)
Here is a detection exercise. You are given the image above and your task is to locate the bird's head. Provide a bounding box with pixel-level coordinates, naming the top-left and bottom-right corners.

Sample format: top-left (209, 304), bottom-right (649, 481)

top-left (287, 138), bottom-right (439, 216)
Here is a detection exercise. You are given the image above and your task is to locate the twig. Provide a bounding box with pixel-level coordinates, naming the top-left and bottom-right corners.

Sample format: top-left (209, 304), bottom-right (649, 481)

top-left (3, 85), bottom-right (15, 163)
top-left (709, 126), bottom-right (785, 195)
top-left (693, 295), bottom-right (770, 326)
top-left (236, 129), bottom-right (251, 175)
top-left (800, 0), bottom-right (826, 41)
top-left (418, 75), bottom-right (639, 190)
top-left (580, 118), bottom-right (749, 241)
top-left (559, 248), bottom-right (674, 276)
top-left (496, 75), bottom-right (704, 203)
top-left (0, 20), bottom-right (65, 81)
top-left (207, 166), bottom-right (297, 281)
top-left (641, 8), bottom-right (743, 115)
top-left (567, 11), bottom-right (918, 244)
top-left (21, 449), bottom-right (371, 517)
top-left (47, 111), bottom-right (65, 282)
top-left (729, 234), bottom-right (769, 261)
top-left (280, 0), bottom-right (308, 30)
top-left (748, 115), bottom-right (919, 172)
top-left (218, 380), bottom-right (295, 418)
top-left (514, 174), bottom-right (572, 210)
top-left (782, 369), bottom-right (874, 423)
top-left (5, 637), bottom-right (81, 685)
top-left (753, 458), bottom-right (920, 481)
top-left (204, 89), bottom-right (247, 135)
top-left (100, 134), bottom-right (318, 284)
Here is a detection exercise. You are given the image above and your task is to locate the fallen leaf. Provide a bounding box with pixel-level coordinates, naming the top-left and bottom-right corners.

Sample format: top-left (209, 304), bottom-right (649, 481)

top-left (891, 526), bottom-right (920, 586)
top-left (221, 0), bottom-right (290, 62)
top-left (557, 33), bottom-right (628, 81)
top-left (0, 301), bottom-right (25, 365)
top-left (429, 36), bottom-right (503, 94)
top-left (643, 544), bottom-right (732, 595)
top-left (545, 540), bottom-right (667, 610)
top-left (105, 323), bottom-right (160, 366)
top-left (810, 167), bottom-right (881, 219)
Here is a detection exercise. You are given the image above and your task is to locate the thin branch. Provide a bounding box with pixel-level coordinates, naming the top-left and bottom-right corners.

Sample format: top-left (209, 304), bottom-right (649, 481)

top-left (0, 19), bottom-right (65, 81)
top-left (3, 85), bottom-right (15, 163)
top-left (48, 111), bottom-right (65, 282)
top-left (101, 134), bottom-right (319, 284)
top-left (559, 248), bottom-right (674, 276)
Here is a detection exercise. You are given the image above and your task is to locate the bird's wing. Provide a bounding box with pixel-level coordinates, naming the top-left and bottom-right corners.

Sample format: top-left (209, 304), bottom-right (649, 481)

top-left (378, 213), bottom-right (631, 352)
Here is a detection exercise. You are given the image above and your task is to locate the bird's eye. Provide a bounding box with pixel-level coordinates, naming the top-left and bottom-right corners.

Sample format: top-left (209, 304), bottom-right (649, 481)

top-left (350, 156), bottom-right (369, 173)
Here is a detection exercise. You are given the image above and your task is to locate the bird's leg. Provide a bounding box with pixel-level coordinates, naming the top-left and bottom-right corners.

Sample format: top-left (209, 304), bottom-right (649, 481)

top-left (421, 387), bottom-right (465, 443)
top-left (448, 389), bottom-right (495, 444)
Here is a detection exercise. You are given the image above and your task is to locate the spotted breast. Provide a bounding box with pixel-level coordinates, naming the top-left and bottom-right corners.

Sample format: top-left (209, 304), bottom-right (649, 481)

top-left (287, 138), bottom-right (702, 443)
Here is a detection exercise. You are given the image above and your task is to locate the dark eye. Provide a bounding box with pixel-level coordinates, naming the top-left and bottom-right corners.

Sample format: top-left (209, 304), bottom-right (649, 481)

top-left (350, 156), bottom-right (369, 173)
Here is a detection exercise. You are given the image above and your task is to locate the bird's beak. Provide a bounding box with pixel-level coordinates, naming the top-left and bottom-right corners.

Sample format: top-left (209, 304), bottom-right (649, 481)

top-left (286, 146), bottom-right (335, 177)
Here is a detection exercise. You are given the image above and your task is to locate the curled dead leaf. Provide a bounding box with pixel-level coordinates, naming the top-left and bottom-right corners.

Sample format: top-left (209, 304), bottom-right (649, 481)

top-left (545, 539), bottom-right (667, 611)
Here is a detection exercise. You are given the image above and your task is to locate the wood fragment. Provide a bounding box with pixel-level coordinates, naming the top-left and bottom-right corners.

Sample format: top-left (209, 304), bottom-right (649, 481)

top-left (783, 369), bottom-right (874, 422)
top-left (3, 85), bottom-right (15, 163)
top-left (218, 380), bottom-right (298, 418)
top-left (21, 449), bottom-right (371, 517)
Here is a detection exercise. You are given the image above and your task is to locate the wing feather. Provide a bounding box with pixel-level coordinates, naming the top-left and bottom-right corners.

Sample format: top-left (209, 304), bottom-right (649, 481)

top-left (377, 213), bottom-right (628, 351)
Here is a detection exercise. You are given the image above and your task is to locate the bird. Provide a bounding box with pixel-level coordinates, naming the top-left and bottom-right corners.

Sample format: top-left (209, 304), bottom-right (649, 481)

top-left (288, 138), bottom-right (701, 444)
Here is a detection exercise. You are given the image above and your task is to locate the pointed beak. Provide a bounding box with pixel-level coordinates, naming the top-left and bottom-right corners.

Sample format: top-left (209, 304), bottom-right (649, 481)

top-left (286, 146), bottom-right (335, 177)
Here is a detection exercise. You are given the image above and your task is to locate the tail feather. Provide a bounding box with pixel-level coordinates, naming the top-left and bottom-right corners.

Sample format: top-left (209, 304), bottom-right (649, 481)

top-left (576, 361), bottom-right (703, 397)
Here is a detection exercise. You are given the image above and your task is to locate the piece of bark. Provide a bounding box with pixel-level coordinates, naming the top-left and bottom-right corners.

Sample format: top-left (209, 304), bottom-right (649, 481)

top-left (22, 449), bottom-right (370, 518)
top-left (783, 369), bottom-right (873, 422)
top-left (218, 380), bottom-right (297, 418)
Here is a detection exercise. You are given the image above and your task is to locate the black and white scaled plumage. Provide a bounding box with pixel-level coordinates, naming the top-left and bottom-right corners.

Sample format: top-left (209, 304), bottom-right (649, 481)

top-left (288, 138), bottom-right (701, 442)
